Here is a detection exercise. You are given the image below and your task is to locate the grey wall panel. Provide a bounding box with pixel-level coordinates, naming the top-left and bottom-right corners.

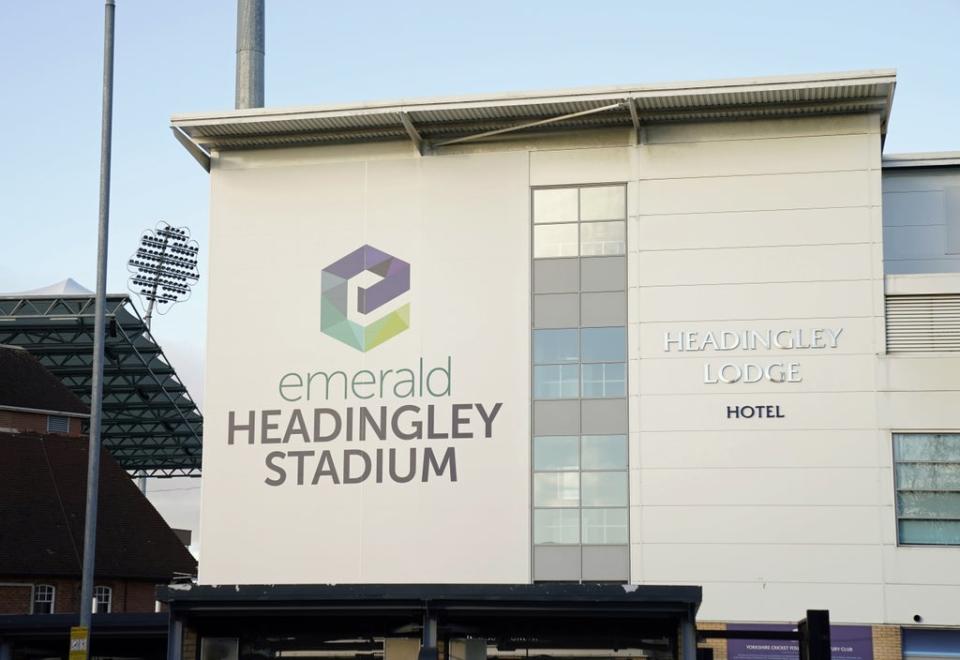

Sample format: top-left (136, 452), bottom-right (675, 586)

top-left (581, 291), bottom-right (627, 326)
top-left (534, 259), bottom-right (580, 294)
top-left (581, 256), bottom-right (626, 292)
top-left (533, 545), bottom-right (581, 581)
top-left (534, 293), bottom-right (580, 328)
top-left (581, 399), bottom-right (628, 434)
top-left (947, 187), bottom-right (960, 255)
top-left (534, 400), bottom-right (580, 435)
top-left (581, 545), bottom-right (630, 581)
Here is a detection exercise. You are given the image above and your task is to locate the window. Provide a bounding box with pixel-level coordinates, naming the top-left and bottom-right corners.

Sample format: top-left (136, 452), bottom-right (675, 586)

top-left (581, 327), bottom-right (626, 363)
top-left (580, 221), bottom-right (626, 256)
top-left (581, 362), bottom-right (626, 397)
top-left (582, 508), bottom-right (629, 544)
top-left (533, 329), bottom-right (579, 364)
top-left (581, 435), bottom-right (627, 470)
top-left (47, 415), bottom-right (70, 433)
top-left (94, 585), bottom-right (112, 613)
top-left (533, 185), bottom-right (626, 259)
top-left (534, 472), bottom-right (580, 507)
top-left (534, 436), bottom-right (579, 471)
top-left (534, 509), bottom-right (579, 544)
top-left (533, 365), bottom-right (579, 399)
top-left (32, 584), bottom-right (55, 614)
top-left (581, 472), bottom-right (628, 507)
top-left (894, 433), bottom-right (960, 545)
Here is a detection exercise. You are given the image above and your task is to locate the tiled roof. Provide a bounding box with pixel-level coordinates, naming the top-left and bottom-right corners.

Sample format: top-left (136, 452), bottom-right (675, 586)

top-left (0, 434), bottom-right (196, 580)
top-left (0, 346), bottom-right (87, 416)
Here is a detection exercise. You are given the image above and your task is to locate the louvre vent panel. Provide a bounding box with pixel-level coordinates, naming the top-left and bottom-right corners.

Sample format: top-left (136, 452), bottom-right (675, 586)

top-left (886, 294), bottom-right (960, 352)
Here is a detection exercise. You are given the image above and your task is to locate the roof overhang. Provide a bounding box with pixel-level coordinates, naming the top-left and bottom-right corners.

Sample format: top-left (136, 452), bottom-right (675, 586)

top-left (883, 151), bottom-right (960, 169)
top-left (0, 294), bottom-right (202, 477)
top-left (171, 69), bottom-right (896, 170)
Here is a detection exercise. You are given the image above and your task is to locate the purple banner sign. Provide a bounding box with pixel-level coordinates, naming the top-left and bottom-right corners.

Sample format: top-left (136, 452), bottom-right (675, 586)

top-left (727, 625), bottom-right (873, 660)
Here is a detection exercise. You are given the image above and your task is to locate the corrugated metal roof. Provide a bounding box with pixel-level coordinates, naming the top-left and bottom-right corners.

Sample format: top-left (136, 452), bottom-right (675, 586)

top-left (171, 69), bottom-right (896, 162)
top-left (883, 151), bottom-right (960, 169)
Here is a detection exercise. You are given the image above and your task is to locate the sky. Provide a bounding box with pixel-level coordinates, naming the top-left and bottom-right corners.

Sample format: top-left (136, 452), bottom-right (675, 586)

top-left (1, 0), bottom-right (958, 547)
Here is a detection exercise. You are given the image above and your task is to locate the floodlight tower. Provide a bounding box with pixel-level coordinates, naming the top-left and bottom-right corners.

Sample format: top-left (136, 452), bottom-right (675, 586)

top-left (127, 222), bottom-right (200, 330)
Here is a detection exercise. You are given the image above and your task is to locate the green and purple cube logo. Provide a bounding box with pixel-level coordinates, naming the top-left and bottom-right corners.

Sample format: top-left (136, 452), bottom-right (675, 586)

top-left (321, 245), bottom-right (411, 352)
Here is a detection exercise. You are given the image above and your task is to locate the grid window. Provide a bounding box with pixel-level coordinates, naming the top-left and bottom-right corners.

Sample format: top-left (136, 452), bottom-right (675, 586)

top-left (533, 329), bottom-right (579, 364)
top-left (534, 224), bottom-right (578, 258)
top-left (894, 433), bottom-right (960, 545)
top-left (94, 585), bottom-right (112, 614)
top-left (534, 472), bottom-right (580, 507)
top-left (582, 508), bottom-right (629, 544)
top-left (534, 509), bottom-right (580, 544)
top-left (534, 436), bottom-right (579, 471)
top-left (582, 362), bottom-right (626, 398)
top-left (581, 435), bottom-right (628, 470)
top-left (580, 221), bottom-right (626, 256)
top-left (33, 584), bottom-right (55, 614)
top-left (533, 365), bottom-right (579, 399)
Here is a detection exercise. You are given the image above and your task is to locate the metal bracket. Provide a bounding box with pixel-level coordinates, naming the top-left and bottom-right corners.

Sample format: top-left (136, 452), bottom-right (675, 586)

top-left (399, 112), bottom-right (424, 155)
top-left (171, 127), bottom-right (211, 172)
top-left (627, 97), bottom-right (645, 145)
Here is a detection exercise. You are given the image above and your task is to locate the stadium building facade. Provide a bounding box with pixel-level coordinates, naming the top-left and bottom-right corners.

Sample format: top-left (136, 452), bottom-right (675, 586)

top-left (170, 70), bottom-right (960, 660)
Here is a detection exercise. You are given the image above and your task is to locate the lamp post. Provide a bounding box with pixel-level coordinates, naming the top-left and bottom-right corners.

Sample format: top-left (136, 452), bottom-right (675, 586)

top-left (77, 0), bottom-right (116, 653)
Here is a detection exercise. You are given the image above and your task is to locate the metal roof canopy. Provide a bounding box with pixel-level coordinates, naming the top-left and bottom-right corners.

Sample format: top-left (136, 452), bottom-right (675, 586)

top-left (0, 294), bottom-right (202, 477)
top-left (171, 69), bottom-right (897, 170)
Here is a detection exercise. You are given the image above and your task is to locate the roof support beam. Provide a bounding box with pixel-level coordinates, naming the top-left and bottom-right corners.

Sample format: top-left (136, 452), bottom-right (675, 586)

top-left (171, 126), bottom-right (211, 172)
top-left (433, 102), bottom-right (626, 148)
top-left (627, 97), bottom-right (643, 144)
top-left (399, 112), bottom-right (424, 155)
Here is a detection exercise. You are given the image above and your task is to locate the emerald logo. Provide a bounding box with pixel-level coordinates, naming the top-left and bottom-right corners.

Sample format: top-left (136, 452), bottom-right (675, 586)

top-left (321, 245), bottom-right (411, 352)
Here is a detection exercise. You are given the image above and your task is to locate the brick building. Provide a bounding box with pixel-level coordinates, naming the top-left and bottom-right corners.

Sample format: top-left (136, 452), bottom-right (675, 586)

top-left (0, 345), bottom-right (196, 619)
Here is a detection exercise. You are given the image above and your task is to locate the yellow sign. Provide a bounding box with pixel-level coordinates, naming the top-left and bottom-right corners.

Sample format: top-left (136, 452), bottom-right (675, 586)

top-left (69, 626), bottom-right (89, 660)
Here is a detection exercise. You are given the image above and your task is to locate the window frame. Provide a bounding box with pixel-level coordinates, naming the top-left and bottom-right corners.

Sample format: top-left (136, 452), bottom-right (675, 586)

top-left (94, 585), bottom-right (113, 614)
top-left (893, 431), bottom-right (960, 547)
top-left (32, 584), bottom-right (55, 615)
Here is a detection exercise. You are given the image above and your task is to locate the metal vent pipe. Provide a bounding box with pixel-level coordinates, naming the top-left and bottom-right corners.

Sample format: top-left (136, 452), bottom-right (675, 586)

top-left (235, 0), bottom-right (264, 109)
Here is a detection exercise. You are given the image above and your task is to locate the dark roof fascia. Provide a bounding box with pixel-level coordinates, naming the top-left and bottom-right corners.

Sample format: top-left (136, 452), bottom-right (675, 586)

top-left (0, 612), bottom-right (169, 636)
top-left (159, 583), bottom-right (701, 616)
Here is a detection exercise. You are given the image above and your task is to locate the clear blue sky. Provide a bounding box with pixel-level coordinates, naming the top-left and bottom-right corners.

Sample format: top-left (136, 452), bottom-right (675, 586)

top-left (1, 0), bottom-right (958, 530)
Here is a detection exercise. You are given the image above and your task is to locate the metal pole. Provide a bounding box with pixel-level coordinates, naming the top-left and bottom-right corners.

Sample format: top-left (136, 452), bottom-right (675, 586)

top-left (79, 0), bottom-right (116, 634)
top-left (235, 0), bottom-right (264, 109)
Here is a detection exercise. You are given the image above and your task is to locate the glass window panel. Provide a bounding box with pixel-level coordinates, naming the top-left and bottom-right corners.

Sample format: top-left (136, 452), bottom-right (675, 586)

top-left (897, 492), bottom-right (960, 519)
top-left (899, 519), bottom-right (960, 545)
top-left (582, 435), bottom-right (628, 470)
top-left (580, 186), bottom-right (626, 221)
top-left (534, 436), bottom-right (579, 471)
top-left (534, 224), bottom-right (579, 258)
top-left (534, 472), bottom-right (580, 507)
top-left (580, 221), bottom-right (625, 256)
top-left (533, 329), bottom-right (579, 364)
top-left (581, 471), bottom-right (628, 507)
top-left (533, 365), bottom-right (579, 399)
top-left (534, 508), bottom-right (580, 544)
top-left (581, 508), bottom-right (628, 544)
top-left (581, 363), bottom-right (626, 398)
top-left (533, 188), bottom-right (579, 224)
top-left (896, 463), bottom-right (960, 491)
top-left (895, 433), bottom-right (960, 462)
top-left (581, 327), bottom-right (626, 363)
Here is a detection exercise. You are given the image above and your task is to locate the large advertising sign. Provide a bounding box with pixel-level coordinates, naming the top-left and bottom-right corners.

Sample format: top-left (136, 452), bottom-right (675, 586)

top-left (200, 152), bottom-right (531, 584)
